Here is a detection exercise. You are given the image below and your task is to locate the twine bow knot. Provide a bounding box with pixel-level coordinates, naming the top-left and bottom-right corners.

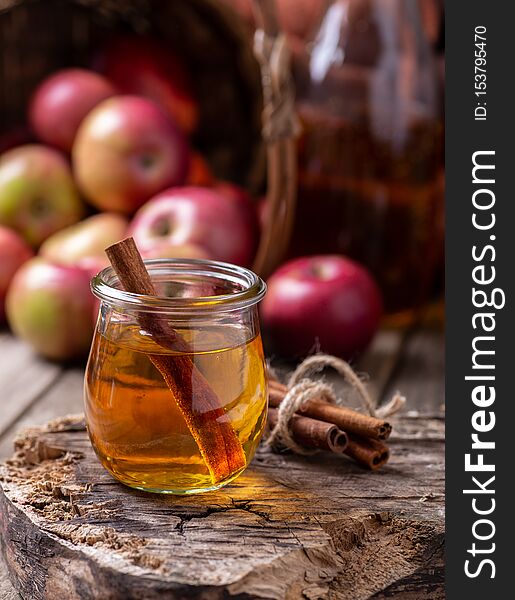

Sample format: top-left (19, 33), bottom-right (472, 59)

top-left (265, 354), bottom-right (406, 454)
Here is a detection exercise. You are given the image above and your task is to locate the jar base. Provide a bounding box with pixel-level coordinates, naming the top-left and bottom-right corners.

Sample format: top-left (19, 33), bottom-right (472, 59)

top-left (116, 478), bottom-right (241, 495)
top-left (100, 455), bottom-right (246, 495)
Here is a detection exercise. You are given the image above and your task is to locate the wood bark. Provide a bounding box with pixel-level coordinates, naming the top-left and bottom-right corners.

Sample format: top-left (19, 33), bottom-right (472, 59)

top-left (0, 412), bottom-right (444, 600)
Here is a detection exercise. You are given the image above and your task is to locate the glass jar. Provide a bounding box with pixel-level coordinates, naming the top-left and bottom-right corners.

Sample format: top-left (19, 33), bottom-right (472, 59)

top-left (289, 0), bottom-right (444, 321)
top-left (85, 259), bottom-right (267, 495)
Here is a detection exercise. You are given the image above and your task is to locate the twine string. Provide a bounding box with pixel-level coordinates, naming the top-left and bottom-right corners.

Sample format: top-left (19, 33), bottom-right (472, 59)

top-left (266, 353), bottom-right (406, 453)
top-left (288, 354), bottom-right (378, 416)
top-left (265, 379), bottom-right (337, 454)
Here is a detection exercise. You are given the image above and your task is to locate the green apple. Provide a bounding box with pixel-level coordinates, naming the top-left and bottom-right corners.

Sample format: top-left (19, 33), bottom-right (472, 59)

top-left (6, 257), bottom-right (95, 360)
top-left (39, 213), bottom-right (128, 266)
top-left (0, 145), bottom-right (84, 247)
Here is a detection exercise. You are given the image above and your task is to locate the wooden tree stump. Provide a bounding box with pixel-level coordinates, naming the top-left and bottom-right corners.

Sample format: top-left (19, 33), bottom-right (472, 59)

top-left (0, 414), bottom-right (444, 599)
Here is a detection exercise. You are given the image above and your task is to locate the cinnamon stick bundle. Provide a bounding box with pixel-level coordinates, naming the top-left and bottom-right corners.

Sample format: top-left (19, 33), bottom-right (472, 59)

top-left (105, 238), bottom-right (246, 484)
top-left (269, 380), bottom-right (391, 440)
top-left (268, 378), bottom-right (391, 470)
top-left (268, 407), bottom-right (348, 454)
top-left (344, 436), bottom-right (390, 470)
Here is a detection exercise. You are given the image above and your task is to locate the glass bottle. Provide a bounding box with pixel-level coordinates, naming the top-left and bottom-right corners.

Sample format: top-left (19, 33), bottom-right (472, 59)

top-left (85, 258), bottom-right (267, 494)
top-left (290, 0), bottom-right (444, 321)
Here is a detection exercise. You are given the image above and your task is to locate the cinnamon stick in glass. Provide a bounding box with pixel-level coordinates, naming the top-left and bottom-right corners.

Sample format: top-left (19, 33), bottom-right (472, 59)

top-left (344, 435), bottom-right (390, 470)
top-left (268, 407), bottom-right (348, 454)
top-left (268, 380), bottom-right (391, 441)
top-left (105, 238), bottom-right (246, 485)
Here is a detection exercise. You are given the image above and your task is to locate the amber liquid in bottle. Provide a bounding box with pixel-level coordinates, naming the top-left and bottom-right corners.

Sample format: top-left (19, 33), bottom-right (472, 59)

top-left (291, 106), bottom-right (444, 322)
top-left (85, 320), bottom-right (267, 494)
top-left (289, 0), bottom-right (444, 322)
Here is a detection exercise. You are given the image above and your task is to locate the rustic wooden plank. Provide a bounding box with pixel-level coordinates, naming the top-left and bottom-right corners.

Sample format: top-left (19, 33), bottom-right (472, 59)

top-left (0, 409), bottom-right (444, 600)
top-left (358, 329), bottom-right (407, 405)
top-left (383, 328), bottom-right (444, 417)
top-left (0, 334), bottom-right (62, 438)
top-left (0, 329), bottom-right (444, 599)
top-left (0, 369), bottom-right (84, 460)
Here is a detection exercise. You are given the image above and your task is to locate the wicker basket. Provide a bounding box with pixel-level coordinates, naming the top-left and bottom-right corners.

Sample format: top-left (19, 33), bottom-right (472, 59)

top-left (0, 0), bottom-right (298, 277)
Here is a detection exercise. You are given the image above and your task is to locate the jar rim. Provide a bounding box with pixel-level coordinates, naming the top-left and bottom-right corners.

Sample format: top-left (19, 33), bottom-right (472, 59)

top-left (91, 258), bottom-right (266, 314)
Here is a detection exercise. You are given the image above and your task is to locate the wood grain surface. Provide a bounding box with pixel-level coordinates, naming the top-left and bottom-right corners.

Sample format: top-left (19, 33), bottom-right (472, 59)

top-left (0, 327), bottom-right (444, 599)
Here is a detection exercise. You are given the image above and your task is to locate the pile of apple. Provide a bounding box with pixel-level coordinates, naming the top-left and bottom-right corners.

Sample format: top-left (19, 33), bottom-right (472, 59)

top-left (0, 34), bottom-right (382, 362)
top-left (0, 35), bottom-right (259, 360)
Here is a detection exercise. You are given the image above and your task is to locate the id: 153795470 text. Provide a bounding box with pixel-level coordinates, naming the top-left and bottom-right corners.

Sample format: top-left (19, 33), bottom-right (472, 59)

top-left (474, 25), bottom-right (487, 121)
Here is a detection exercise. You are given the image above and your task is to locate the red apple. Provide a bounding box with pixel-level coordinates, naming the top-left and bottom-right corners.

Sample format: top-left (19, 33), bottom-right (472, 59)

top-left (0, 145), bottom-right (84, 247)
top-left (95, 35), bottom-right (199, 134)
top-left (39, 213), bottom-right (128, 266)
top-left (215, 179), bottom-right (261, 239)
top-left (139, 242), bottom-right (209, 261)
top-left (29, 69), bottom-right (116, 152)
top-left (0, 226), bottom-right (34, 321)
top-left (6, 257), bottom-right (95, 360)
top-left (261, 256), bottom-right (382, 358)
top-left (73, 96), bottom-right (189, 214)
top-left (77, 255), bottom-right (110, 326)
top-left (129, 185), bottom-right (259, 266)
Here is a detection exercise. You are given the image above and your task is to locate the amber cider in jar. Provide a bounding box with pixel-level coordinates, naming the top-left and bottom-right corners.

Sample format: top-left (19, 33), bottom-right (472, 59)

top-left (85, 259), bottom-right (267, 494)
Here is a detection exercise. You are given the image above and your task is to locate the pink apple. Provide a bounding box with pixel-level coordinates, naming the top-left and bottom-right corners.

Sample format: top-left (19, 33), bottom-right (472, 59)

top-left (261, 256), bottom-right (382, 358)
top-left (6, 257), bottom-right (95, 360)
top-left (77, 255), bottom-right (110, 278)
top-left (214, 180), bottom-right (252, 206)
top-left (139, 242), bottom-right (209, 261)
top-left (129, 185), bottom-right (259, 266)
top-left (39, 213), bottom-right (128, 266)
top-left (0, 145), bottom-right (84, 247)
top-left (29, 69), bottom-right (116, 152)
top-left (73, 96), bottom-right (190, 214)
top-left (95, 35), bottom-right (199, 134)
top-left (0, 226), bottom-right (34, 321)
